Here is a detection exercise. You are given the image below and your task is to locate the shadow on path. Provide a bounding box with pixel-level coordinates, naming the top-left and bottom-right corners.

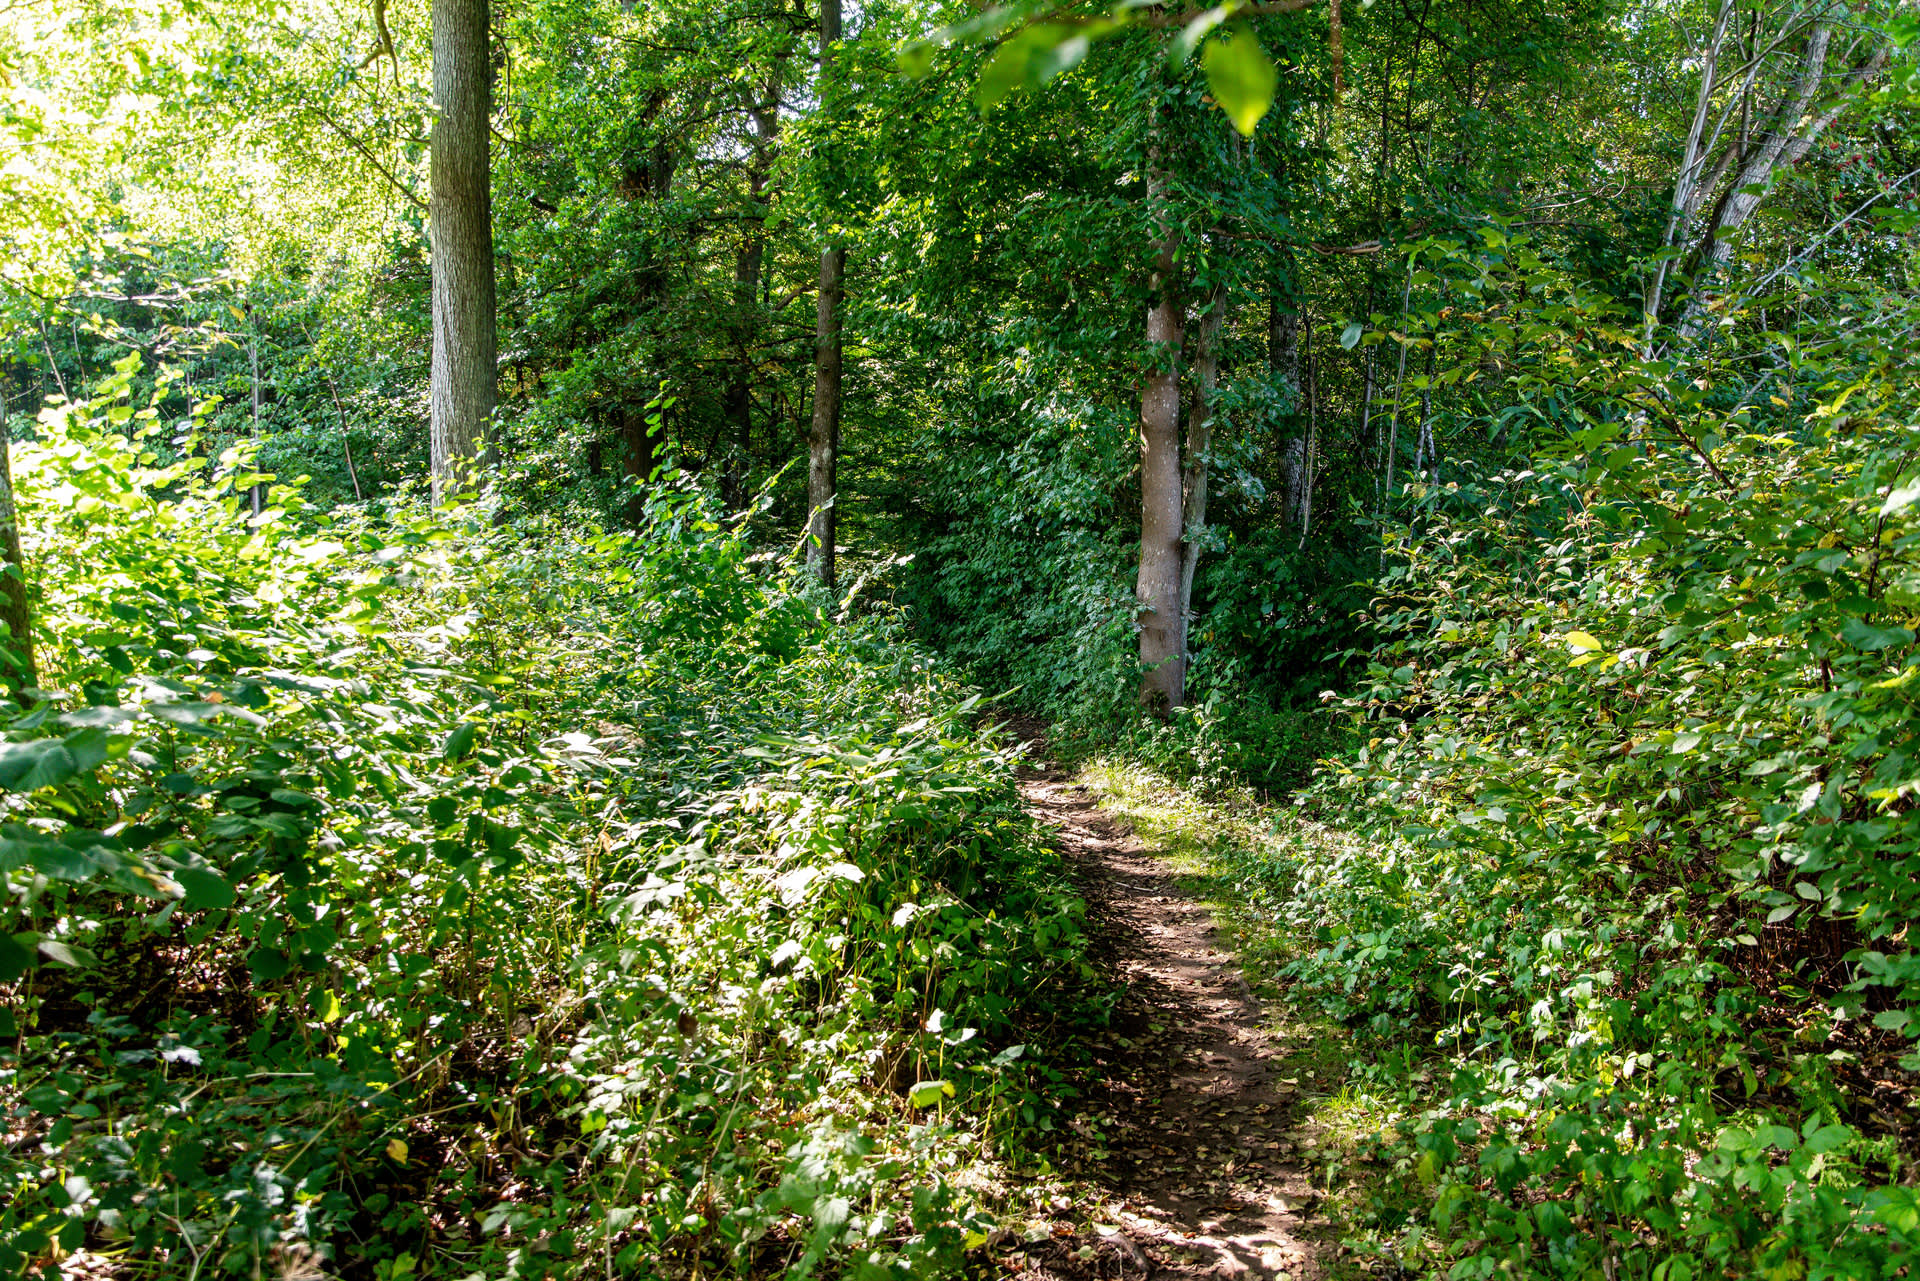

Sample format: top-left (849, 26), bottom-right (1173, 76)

top-left (1000, 742), bottom-right (1326, 1281)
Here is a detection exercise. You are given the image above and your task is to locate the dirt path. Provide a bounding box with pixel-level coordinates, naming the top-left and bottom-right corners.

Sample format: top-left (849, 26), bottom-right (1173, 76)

top-left (1008, 756), bottom-right (1327, 1280)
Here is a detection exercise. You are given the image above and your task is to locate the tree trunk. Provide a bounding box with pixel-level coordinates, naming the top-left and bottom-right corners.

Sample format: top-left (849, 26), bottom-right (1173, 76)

top-left (1271, 288), bottom-right (1308, 528)
top-left (725, 86), bottom-right (781, 514)
top-left (1177, 283), bottom-right (1226, 678)
top-left (1677, 21), bottom-right (1887, 339)
top-left (429, 0), bottom-right (498, 503)
top-left (248, 311), bottom-right (264, 515)
top-left (1380, 260), bottom-right (1415, 509)
top-left (1297, 312), bottom-right (1317, 549)
top-left (0, 420), bottom-right (36, 703)
top-left (1136, 159), bottom-right (1185, 713)
top-left (621, 404), bottom-right (657, 523)
top-left (808, 0), bottom-right (844, 587)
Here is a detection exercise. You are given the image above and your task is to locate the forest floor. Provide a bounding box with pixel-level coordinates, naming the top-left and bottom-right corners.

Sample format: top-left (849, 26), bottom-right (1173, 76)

top-left (990, 737), bottom-right (1336, 1281)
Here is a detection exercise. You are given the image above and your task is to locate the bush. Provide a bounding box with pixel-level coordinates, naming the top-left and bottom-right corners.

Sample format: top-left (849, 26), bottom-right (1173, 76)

top-left (1, 367), bottom-right (1093, 1279)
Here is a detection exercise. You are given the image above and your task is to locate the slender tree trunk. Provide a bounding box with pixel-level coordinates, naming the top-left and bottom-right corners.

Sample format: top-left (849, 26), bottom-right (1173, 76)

top-left (1177, 283), bottom-right (1226, 678)
top-left (1272, 287), bottom-right (1308, 527)
top-left (0, 417), bottom-right (36, 703)
top-left (724, 234), bottom-right (765, 513)
top-left (726, 89), bottom-right (781, 514)
top-left (1677, 22), bottom-right (1887, 340)
top-left (1380, 260), bottom-right (1415, 509)
top-left (808, 0), bottom-right (844, 587)
top-left (1643, 0), bottom-right (1735, 349)
top-left (429, 0), bottom-right (497, 503)
top-left (248, 311), bottom-right (264, 515)
top-left (1136, 156), bottom-right (1186, 713)
top-left (1298, 313), bottom-right (1317, 550)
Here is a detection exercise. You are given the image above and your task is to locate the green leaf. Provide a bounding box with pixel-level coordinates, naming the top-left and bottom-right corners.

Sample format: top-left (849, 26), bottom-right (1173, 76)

top-left (0, 738), bottom-right (79, 791)
top-left (975, 24), bottom-right (1072, 109)
top-left (0, 932), bottom-right (33, 981)
top-left (1841, 617), bottom-right (1914, 651)
top-left (1202, 25), bottom-right (1277, 137)
top-left (908, 1079), bottom-right (955, 1107)
top-left (443, 722), bottom-right (478, 761)
top-left (248, 947), bottom-right (291, 981)
top-left (1340, 321), bottom-right (1364, 350)
top-left (897, 40), bottom-right (935, 78)
top-left (175, 866), bottom-right (235, 910)
top-left (1167, 6), bottom-right (1230, 69)
top-left (37, 939), bottom-right (95, 968)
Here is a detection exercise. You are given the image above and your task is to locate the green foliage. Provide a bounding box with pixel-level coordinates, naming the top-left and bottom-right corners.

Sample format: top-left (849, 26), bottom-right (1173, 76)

top-left (0, 369), bottom-right (1094, 1278)
top-left (1206, 235), bottom-right (1920, 1274)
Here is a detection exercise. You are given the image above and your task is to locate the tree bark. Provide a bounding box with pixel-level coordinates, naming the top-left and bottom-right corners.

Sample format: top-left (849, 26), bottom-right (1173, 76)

top-left (725, 85), bottom-right (781, 514)
top-left (1177, 283), bottom-right (1226, 676)
top-left (1297, 312), bottom-right (1317, 549)
top-left (429, 0), bottom-right (498, 503)
top-left (808, 0), bottom-right (844, 587)
top-left (248, 309), bottom-right (264, 515)
top-left (1676, 21), bottom-right (1888, 339)
top-left (0, 419), bottom-right (36, 703)
top-left (1136, 157), bottom-right (1186, 713)
top-left (1272, 287), bottom-right (1308, 528)
top-left (621, 404), bottom-right (657, 523)
top-left (1380, 259), bottom-right (1415, 508)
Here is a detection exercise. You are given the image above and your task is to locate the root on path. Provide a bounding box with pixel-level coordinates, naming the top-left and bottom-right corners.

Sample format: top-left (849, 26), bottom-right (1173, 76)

top-left (1000, 749), bottom-right (1327, 1281)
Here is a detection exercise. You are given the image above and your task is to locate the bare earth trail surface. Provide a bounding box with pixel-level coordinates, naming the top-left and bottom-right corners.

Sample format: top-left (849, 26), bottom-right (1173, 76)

top-left (999, 747), bottom-right (1328, 1281)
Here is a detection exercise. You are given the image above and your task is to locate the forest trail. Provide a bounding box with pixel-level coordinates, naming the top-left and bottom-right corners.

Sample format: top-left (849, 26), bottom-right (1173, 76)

top-left (1008, 745), bottom-right (1326, 1280)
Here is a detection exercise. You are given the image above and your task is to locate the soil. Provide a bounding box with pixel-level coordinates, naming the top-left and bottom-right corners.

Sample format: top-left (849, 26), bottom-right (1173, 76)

top-left (993, 742), bottom-right (1329, 1281)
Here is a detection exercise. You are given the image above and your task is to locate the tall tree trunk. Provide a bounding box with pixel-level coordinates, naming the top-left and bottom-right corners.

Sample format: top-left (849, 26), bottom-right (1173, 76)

top-left (1271, 286), bottom-right (1308, 528)
top-left (0, 418), bottom-right (35, 704)
top-left (621, 404), bottom-right (657, 523)
top-left (1380, 259), bottom-right (1415, 509)
top-left (1643, 0), bottom-right (1735, 350)
top-left (248, 308), bottom-right (264, 516)
top-left (1136, 157), bottom-right (1186, 713)
top-left (1177, 283), bottom-right (1226, 678)
top-left (429, 0), bottom-right (497, 503)
top-left (1676, 20), bottom-right (1887, 340)
top-left (1297, 313), bottom-right (1317, 549)
top-left (725, 87), bottom-right (781, 514)
top-left (808, 0), bottom-right (844, 587)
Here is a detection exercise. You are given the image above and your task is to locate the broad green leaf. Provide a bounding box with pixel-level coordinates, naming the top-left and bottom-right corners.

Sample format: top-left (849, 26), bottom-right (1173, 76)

top-left (443, 722), bottom-right (478, 760)
top-left (0, 932), bottom-right (32, 981)
top-left (975, 24), bottom-right (1072, 109)
top-left (37, 939), bottom-right (95, 968)
top-left (1202, 26), bottom-right (1277, 137)
top-left (1841, 617), bottom-right (1914, 651)
top-left (1168, 6), bottom-right (1231, 69)
top-left (175, 866), bottom-right (235, 910)
top-left (897, 40), bottom-right (935, 78)
top-left (908, 1079), bottom-right (954, 1107)
top-left (1340, 321), bottom-right (1364, 350)
top-left (0, 739), bottom-right (79, 791)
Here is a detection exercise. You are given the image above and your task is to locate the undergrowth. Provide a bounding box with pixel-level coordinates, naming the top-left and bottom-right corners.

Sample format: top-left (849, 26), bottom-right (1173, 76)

top-left (1, 364), bottom-right (1099, 1279)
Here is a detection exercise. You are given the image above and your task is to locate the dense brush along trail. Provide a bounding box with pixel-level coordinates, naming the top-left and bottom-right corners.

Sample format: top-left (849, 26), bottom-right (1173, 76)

top-left (999, 734), bottom-right (1324, 1281)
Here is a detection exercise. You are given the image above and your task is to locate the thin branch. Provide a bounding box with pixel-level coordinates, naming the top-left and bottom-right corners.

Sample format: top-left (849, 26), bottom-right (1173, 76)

top-left (301, 103), bottom-right (428, 212)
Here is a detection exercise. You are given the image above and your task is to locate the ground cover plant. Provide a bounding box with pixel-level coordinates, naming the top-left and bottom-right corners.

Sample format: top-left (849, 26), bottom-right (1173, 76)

top-left (0, 371), bottom-right (1096, 1279)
